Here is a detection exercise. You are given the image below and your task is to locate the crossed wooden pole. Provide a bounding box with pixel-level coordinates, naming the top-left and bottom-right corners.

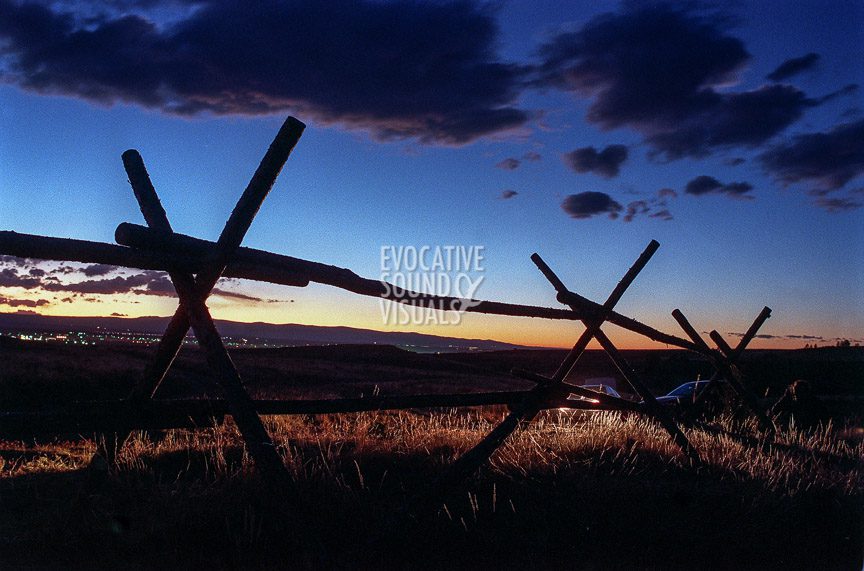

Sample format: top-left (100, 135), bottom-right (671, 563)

top-left (106, 117), bottom-right (306, 488)
top-left (672, 307), bottom-right (775, 432)
top-left (445, 241), bottom-right (700, 485)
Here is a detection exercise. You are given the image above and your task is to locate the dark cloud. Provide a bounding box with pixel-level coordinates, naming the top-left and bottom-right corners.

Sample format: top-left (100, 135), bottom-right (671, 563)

top-left (0, 295), bottom-right (51, 308)
top-left (0, 255), bottom-right (29, 267)
top-left (0, 257), bottom-right (274, 302)
top-left (0, 0), bottom-right (529, 145)
top-left (211, 288), bottom-right (266, 302)
top-left (622, 188), bottom-right (677, 222)
top-left (563, 144), bottom-right (628, 178)
top-left (500, 189), bottom-right (518, 199)
top-left (766, 52), bottom-right (820, 82)
top-left (623, 200), bottom-right (649, 222)
top-left (141, 275), bottom-right (176, 296)
top-left (130, 277), bottom-right (268, 302)
top-left (82, 263), bottom-right (119, 277)
top-left (495, 158), bottom-right (521, 170)
top-left (110, 312), bottom-right (127, 317)
top-left (759, 119), bottom-right (864, 195)
top-left (814, 197), bottom-right (863, 212)
top-left (685, 175), bottom-right (753, 198)
top-left (650, 209), bottom-right (673, 221)
top-left (534, 3), bottom-right (820, 158)
top-left (729, 331), bottom-right (835, 342)
top-left (0, 268), bottom-right (41, 289)
top-left (813, 83), bottom-right (859, 105)
top-left (723, 157), bottom-right (746, 166)
top-left (40, 271), bottom-right (163, 295)
top-left (561, 192), bottom-right (622, 220)
top-left (523, 151), bottom-right (542, 162)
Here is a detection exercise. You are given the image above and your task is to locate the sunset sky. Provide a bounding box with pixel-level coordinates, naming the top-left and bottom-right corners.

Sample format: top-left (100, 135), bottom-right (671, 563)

top-left (0, 0), bottom-right (862, 349)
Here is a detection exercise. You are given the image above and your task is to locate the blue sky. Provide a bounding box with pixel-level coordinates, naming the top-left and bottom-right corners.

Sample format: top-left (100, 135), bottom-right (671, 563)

top-left (0, 0), bottom-right (862, 348)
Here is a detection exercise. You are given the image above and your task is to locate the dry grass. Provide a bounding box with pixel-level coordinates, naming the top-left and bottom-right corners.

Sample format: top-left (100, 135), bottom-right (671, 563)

top-left (1, 410), bottom-right (861, 570)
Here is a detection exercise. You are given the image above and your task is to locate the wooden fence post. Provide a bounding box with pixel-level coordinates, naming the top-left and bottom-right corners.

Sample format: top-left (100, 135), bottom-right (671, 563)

top-left (442, 240), bottom-right (662, 485)
top-left (109, 117), bottom-right (305, 486)
top-left (672, 307), bottom-right (774, 432)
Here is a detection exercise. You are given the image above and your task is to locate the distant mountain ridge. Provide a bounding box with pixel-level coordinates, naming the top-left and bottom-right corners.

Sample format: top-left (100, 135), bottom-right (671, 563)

top-left (0, 312), bottom-right (528, 352)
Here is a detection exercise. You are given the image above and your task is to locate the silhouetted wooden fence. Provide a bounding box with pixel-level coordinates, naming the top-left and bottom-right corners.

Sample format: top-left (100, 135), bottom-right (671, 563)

top-left (0, 116), bottom-right (774, 489)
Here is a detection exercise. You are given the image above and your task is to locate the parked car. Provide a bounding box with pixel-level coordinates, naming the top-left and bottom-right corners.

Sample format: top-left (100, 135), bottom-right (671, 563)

top-left (652, 380), bottom-right (731, 409)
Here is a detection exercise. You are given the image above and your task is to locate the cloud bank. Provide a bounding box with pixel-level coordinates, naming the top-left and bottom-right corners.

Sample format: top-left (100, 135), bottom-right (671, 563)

top-left (533, 3), bottom-right (821, 159)
top-left (0, 0), bottom-right (530, 144)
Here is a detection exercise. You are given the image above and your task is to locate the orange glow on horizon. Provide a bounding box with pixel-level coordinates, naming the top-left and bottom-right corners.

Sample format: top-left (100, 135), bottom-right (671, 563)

top-left (5, 289), bottom-right (826, 351)
top-left (1, 274), bottom-right (851, 352)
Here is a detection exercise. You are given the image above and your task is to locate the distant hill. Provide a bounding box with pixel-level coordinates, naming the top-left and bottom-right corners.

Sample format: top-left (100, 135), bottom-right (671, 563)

top-left (0, 312), bottom-right (529, 352)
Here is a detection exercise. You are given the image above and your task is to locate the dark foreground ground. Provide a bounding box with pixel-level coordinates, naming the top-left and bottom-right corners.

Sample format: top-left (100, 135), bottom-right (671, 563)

top-left (0, 340), bottom-right (861, 569)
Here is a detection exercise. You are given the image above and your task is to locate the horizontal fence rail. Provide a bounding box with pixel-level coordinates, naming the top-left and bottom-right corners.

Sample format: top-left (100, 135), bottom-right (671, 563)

top-left (0, 389), bottom-right (641, 440)
top-left (0, 226), bottom-right (705, 354)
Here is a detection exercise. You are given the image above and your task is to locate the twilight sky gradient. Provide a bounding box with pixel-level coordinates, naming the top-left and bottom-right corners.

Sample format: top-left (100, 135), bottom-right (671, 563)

top-left (0, 0), bottom-right (862, 349)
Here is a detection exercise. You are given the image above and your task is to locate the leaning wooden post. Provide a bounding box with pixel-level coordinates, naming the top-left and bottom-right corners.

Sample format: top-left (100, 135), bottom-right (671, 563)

top-left (592, 328), bottom-right (701, 463)
top-left (537, 250), bottom-right (700, 464)
top-left (730, 307), bottom-right (773, 361)
top-left (443, 240), bottom-right (659, 485)
top-left (672, 308), bottom-right (774, 431)
top-left (709, 326), bottom-right (774, 433)
top-left (722, 307), bottom-right (774, 428)
top-left (112, 117), bottom-right (305, 483)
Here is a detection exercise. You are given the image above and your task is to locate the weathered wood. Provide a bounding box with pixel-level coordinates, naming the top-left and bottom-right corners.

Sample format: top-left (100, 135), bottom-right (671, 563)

top-left (606, 240), bottom-right (661, 307)
top-left (731, 307), bottom-right (772, 361)
top-left (671, 307), bottom-right (727, 404)
top-left (592, 328), bottom-right (700, 463)
top-left (534, 248), bottom-right (699, 463)
top-left (0, 223), bottom-right (705, 351)
top-left (0, 391), bottom-right (622, 439)
top-left (196, 116), bottom-right (306, 294)
top-left (115, 223), bottom-right (591, 322)
top-left (445, 242), bottom-right (658, 483)
top-left (121, 126), bottom-right (304, 482)
top-left (709, 330), bottom-right (734, 356)
top-left (120, 124), bottom-right (331, 557)
top-left (113, 224), bottom-right (717, 357)
top-left (672, 309), bottom-right (774, 432)
top-left (671, 308), bottom-right (713, 353)
top-left (0, 402), bottom-right (224, 439)
top-left (536, 241), bottom-right (660, 382)
top-left (0, 230), bottom-right (310, 287)
top-left (0, 110), bottom-right (778, 493)
top-left (709, 328), bottom-right (775, 432)
top-left (558, 289), bottom-right (702, 352)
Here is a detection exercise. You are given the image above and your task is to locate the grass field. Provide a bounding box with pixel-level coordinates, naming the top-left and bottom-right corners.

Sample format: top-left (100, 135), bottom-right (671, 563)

top-left (1, 410), bottom-right (861, 570)
top-left (0, 341), bottom-right (861, 569)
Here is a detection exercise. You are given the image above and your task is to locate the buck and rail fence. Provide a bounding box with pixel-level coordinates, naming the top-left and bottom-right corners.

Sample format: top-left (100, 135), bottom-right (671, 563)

top-left (0, 116), bottom-right (776, 490)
